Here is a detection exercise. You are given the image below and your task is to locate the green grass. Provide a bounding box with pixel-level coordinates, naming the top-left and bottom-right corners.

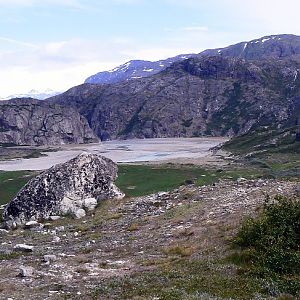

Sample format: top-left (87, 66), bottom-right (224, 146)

top-left (90, 259), bottom-right (265, 300)
top-left (116, 165), bottom-right (210, 197)
top-left (223, 126), bottom-right (300, 156)
top-left (0, 170), bottom-right (36, 206)
top-left (0, 164), bottom-right (263, 207)
top-left (116, 164), bottom-right (262, 197)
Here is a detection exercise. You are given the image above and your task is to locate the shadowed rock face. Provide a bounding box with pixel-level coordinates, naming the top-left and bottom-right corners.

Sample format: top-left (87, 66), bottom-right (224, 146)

top-left (3, 153), bottom-right (124, 228)
top-left (0, 98), bottom-right (99, 146)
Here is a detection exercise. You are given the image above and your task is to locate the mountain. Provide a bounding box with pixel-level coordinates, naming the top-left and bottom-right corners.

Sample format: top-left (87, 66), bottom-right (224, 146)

top-left (51, 53), bottom-right (300, 141)
top-left (1, 89), bottom-right (61, 101)
top-left (2, 34), bottom-right (300, 146)
top-left (84, 34), bottom-right (300, 87)
top-left (0, 98), bottom-right (99, 146)
top-left (201, 34), bottom-right (300, 60)
top-left (84, 54), bottom-right (195, 84)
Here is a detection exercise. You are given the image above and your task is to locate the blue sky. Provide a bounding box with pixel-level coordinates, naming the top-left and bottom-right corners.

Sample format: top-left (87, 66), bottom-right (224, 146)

top-left (0, 0), bottom-right (300, 96)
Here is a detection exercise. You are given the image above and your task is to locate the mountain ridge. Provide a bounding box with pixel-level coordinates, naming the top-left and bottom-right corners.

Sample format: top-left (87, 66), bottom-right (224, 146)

top-left (84, 54), bottom-right (195, 85)
top-left (84, 34), bottom-right (300, 86)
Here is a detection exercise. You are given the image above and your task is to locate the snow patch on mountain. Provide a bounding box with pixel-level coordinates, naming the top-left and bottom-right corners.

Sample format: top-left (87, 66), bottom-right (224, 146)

top-left (84, 54), bottom-right (195, 85)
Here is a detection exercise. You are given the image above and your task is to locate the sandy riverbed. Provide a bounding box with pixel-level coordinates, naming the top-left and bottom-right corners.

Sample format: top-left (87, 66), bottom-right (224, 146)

top-left (0, 137), bottom-right (228, 171)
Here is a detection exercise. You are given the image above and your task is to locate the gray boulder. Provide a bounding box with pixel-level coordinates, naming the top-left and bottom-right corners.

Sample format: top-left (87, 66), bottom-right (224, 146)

top-left (3, 153), bottom-right (124, 228)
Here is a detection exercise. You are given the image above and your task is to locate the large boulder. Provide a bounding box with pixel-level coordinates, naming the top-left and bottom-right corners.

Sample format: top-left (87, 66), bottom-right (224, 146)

top-left (3, 153), bottom-right (124, 228)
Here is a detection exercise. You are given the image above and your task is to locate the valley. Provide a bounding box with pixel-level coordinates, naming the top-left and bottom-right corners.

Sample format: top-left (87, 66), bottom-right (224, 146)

top-left (1, 33), bottom-right (300, 300)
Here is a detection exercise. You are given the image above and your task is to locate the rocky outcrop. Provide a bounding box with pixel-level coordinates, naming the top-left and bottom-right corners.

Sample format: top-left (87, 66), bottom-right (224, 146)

top-left (0, 98), bottom-right (99, 146)
top-left (3, 153), bottom-right (124, 228)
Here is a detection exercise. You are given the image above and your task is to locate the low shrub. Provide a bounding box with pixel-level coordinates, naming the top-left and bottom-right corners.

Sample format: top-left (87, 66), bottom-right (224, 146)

top-left (233, 195), bottom-right (300, 296)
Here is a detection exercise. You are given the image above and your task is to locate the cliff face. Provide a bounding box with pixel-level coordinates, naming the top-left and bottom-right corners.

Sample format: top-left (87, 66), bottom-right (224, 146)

top-left (51, 56), bottom-right (300, 140)
top-left (0, 98), bottom-right (99, 146)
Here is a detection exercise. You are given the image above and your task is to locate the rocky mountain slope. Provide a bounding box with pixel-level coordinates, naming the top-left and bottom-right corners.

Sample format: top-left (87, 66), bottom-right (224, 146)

top-left (51, 54), bottom-right (300, 140)
top-left (84, 54), bottom-right (195, 85)
top-left (0, 98), bottom-right (98, 146)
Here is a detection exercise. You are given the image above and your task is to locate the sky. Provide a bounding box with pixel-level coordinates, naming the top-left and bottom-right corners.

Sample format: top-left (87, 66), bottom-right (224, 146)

top-left (1, 0), bottom-right (300, 97)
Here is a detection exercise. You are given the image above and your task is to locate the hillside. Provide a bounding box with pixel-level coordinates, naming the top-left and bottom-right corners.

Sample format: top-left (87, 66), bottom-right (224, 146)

top-left (51, 55), bottom-right (300, 140)
top-left (0, 174), bottom-right (298, 299)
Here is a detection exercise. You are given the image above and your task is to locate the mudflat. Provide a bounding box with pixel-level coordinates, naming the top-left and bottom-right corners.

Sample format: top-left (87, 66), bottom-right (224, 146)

top-left (0, 137), bottom-right (228, 171)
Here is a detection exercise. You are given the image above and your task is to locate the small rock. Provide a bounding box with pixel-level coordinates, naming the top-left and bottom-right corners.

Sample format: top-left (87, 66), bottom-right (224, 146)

top-left (52, 236), bottom-right (61, 243)
top-left (255, 179), bottom-right (265, 187)
top-left (18, 266), bottom-right (34, 277)
top-left (14, 244), bottom-right (34, 252)
top-left (55, 226), bottom-right (65, 232)
top-left (49, 216), bottom-right (61, 221)
top-left (24, 221), bottom-right (40, 229)
top-left (237, 177), bottom-right (247, 183)
top-left (74, 209), bottom-right (86, 219)
top-left (43, 255), bottom-right (57, 264)
top-left (43, 223), bottom-right (52, 229)
top-left (83, 197), bottom-right (98, 211)
top-left (0, 229), bottom-right (9, 235)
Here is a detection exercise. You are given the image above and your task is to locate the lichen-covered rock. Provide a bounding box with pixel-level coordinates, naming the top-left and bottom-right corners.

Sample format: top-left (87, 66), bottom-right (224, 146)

top-left (3, 153), bottom-right (124, 228)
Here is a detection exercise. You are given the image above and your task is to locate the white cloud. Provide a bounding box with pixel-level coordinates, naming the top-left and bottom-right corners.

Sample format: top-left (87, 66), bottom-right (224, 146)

top-left (0, 25), bottom-right (256, 97)
top-left (0, 36), bottom-right (38, 49)
top-left (0, 37), bottom-right (134, 96)
top-left (226, 0), bottom-right (300, 33)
